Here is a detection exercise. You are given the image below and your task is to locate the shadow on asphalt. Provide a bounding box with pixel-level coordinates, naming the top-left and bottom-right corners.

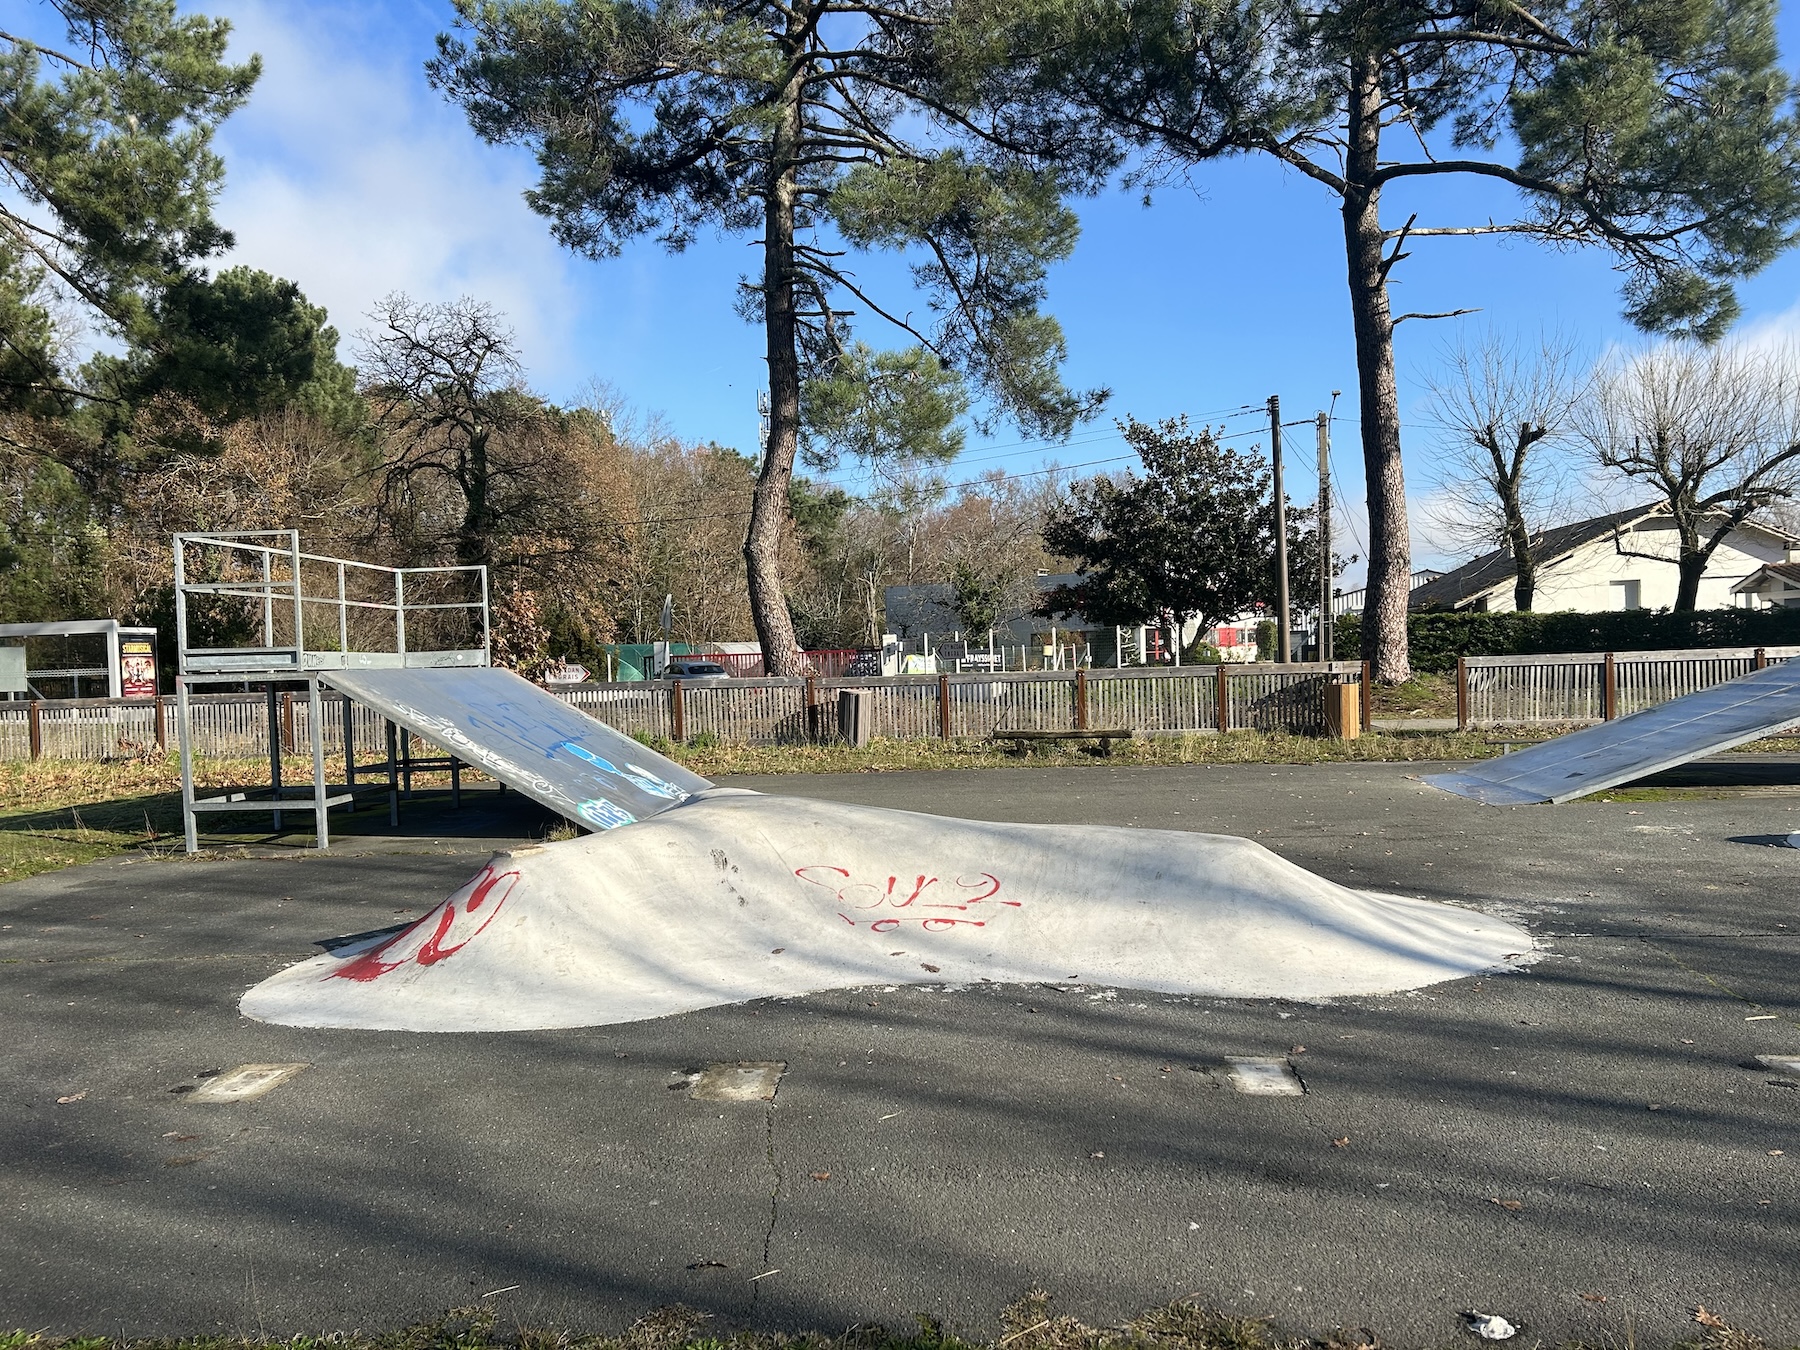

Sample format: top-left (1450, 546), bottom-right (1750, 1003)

top-left (2, 761), bottom-right (1798, 1347)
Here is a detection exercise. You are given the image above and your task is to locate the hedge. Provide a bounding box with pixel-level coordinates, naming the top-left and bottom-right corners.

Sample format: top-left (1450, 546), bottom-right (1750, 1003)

top-left (1334, 607), bottom-right (1800, 675)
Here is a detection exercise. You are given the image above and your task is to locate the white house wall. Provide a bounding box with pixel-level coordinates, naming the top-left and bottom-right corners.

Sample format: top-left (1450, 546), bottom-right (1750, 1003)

top-left (1473, 520), bottom-right (1788, 612)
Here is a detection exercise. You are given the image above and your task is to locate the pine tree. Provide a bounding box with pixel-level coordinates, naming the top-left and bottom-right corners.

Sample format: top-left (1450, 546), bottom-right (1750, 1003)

top-left (969, 0), bottom-right (1800, 680)
top-left (429, 0), bottom-right (1102, 674)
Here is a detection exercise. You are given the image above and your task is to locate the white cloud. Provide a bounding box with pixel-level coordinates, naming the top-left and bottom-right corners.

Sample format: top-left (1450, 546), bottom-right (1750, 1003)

top-left (206, 0), bottom-right (583, 381)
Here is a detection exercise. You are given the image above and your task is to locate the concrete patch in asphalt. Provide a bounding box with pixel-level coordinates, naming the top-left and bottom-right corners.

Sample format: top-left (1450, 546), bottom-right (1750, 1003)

top-left (183, 1062), bottom-right (309, 1102)
top-left (686, 1061), bottom-right (786, 1102)
top-left (1223, 1056), bottom-right (1303, 1095)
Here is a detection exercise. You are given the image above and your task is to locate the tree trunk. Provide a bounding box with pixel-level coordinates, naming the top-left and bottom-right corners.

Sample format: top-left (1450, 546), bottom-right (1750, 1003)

top-left (1341, 54), bottom-right (1411, 684)
top-left (743, 21), bottom-right (809, 677)
top-left (1671, 506), bottom-right (1705, 611)
top-left (1504, 505), bottom-right (1535, 611)
top-left (457, 431), bottom-right (492, 570)
top-left (1674, 555), bottom-right (1705, 610)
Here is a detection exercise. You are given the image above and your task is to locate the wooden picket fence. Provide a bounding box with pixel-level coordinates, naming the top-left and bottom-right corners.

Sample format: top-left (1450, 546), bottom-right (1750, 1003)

top-left (1456, 645), bottom-right (1800, 728)
top-left (11, 644), bottom-right (1797, 761)
top-left (0, 662), bottom-right (1368, 760)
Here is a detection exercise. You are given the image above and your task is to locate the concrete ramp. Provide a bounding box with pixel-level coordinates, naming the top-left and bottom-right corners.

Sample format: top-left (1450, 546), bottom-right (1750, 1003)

top-left (323, 667), bottom-right (712, 830)
top-left (1429, 658), bottom-right (1800, 805)
top-left (241, 791), bottom-right (1532, 1032)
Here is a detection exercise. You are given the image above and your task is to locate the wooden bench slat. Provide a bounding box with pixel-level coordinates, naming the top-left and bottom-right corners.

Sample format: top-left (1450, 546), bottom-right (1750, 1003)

top-left (992, 729), bottom-right (1133, 739)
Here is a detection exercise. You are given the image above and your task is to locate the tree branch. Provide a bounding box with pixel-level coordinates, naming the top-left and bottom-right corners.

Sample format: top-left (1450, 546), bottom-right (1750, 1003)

top-left (1393, 307), bottom-right (1481, 325)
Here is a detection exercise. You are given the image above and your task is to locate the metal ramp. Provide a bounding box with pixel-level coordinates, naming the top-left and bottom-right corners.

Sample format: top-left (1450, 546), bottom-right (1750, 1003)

top-left (172, 530), bottom-right (707, 851)
top-left (1428, 658), bottom-right (1800, 804)
top-left (322, 667), bottom-right (711, 830)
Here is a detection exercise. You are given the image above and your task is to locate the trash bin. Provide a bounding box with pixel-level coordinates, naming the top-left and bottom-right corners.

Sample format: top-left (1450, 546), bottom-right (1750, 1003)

top-left (838, 689), bottom-right (874, 746)
top-left (1323, 680), bottom-right (1360, 740)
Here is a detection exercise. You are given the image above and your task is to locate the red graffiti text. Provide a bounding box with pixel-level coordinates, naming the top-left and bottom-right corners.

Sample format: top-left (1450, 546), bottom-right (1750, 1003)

top-left (793, 865), bottom-right (1013, 932)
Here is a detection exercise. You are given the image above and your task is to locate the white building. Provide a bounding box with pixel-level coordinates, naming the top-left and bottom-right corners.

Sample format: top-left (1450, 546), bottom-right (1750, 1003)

top-left (1406, 506), bottom-right (1797, 613)
top-left (1732, 560), bottom-right (1800, 609)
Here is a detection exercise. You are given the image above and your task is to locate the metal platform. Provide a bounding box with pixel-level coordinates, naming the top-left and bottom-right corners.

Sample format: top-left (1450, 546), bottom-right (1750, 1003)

top-left (1428, 657), bottom-right (1800, 805)
top-left (173, 531), bottom-right (494, 851)
top-left (322, 667), bottom-right (711, 830)
top-left (171, 531), bottom-right (711, 851)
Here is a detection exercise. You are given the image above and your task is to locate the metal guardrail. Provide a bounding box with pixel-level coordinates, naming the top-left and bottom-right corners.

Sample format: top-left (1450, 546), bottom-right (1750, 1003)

top-left (173, 530), bottom-right (490, 673)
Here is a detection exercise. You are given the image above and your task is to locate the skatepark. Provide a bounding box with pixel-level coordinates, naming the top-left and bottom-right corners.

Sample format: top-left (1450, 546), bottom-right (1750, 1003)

top-left (4, 533), bottom-right (1798, 1348)
top-left (4, 760), bottom-right (1797, 1348)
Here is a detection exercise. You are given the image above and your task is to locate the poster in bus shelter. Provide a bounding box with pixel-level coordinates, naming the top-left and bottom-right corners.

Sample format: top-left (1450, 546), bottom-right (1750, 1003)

top-left (120, 639), bottom-right (157, 699)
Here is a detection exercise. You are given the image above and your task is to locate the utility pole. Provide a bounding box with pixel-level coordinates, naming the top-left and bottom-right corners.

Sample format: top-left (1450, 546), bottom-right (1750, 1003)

top-left (1269, 395), bottom-right (1291, 662)
top-left (1317, 410), bottom-right (1332, 663)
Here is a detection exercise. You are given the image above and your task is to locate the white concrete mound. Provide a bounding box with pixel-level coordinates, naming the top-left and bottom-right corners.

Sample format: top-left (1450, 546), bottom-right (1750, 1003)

top-left (241, 791), bottom-right (1533, 1032)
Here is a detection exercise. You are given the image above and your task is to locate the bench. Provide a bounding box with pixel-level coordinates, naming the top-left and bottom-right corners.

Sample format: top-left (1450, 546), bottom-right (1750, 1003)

top-left (993, 728), bottom-right (1135, 756)
top-left (1481, 735), bottom-right (1555, 755)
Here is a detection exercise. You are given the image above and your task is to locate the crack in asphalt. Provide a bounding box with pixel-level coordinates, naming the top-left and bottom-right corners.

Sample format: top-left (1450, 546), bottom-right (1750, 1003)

top-left (753, 1096), bottom-right (781, 1306)
top-left (1637, 936), bottom-right (1798, 1025)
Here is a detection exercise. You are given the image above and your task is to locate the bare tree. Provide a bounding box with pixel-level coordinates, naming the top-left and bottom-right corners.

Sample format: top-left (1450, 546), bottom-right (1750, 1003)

top-left (359, 294), bottom-right (536, 572)
top-left (1422, 330), bottom-right (1584, 610)
top-left (1579, 342), bottom-right (1800, 611)
top-left (361, 296), bottom-right (647, 663)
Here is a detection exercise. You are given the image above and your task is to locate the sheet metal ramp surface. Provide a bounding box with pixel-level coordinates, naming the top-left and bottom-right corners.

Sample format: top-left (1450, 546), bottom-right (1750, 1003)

top-left (321, 667), bottom-right (712, 831)
top-left (1428, 659), bottom-right (1800, 805)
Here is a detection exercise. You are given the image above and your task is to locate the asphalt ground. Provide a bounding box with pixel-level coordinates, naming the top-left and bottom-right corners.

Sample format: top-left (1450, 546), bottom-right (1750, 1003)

top-left (3, 762), bottom-right (1798, 1348)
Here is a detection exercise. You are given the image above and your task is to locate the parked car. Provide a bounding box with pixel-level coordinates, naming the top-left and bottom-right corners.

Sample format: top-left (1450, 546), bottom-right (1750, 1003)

top-left (663, 659), bottom-right (732, 681)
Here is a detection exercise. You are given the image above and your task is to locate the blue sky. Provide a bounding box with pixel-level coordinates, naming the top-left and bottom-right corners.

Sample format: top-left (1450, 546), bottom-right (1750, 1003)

top-left (182, 0), bottom-right (1800, 577)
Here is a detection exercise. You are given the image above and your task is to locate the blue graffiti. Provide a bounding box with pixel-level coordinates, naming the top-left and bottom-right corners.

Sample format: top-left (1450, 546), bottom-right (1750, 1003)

top-left (577, 798), bottom-right (637, 830)
top-left (552, 740), bottom-right (688, 801)
top-left (621, 761), bottom-right (688, 800)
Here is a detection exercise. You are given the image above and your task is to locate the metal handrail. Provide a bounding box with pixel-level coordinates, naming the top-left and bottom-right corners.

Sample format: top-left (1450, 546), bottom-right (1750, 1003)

top-left (174, 531), bottom-right (490, 674)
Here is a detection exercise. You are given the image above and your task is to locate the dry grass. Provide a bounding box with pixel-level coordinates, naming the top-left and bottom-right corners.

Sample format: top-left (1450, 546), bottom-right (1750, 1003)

top-left (0, 1292), bottom-right (1785, 1350)
top-left (0, 752), bottom-right (476, 885)
top-left (662, 730), bottom-right (1506, 777)
top-left (1364, 672), bottom-right (1458, 721)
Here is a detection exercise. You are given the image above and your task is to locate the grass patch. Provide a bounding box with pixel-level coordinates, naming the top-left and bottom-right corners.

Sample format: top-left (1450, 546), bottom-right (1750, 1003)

top-left (1365, 672), bottom-right (1457, 721)
top-left (0, 753), bottom-right (488, 885)
top-left (0, 1292), bottom-right (1784, 1350)
top-left (666, 730), bottom-right (1507, 777)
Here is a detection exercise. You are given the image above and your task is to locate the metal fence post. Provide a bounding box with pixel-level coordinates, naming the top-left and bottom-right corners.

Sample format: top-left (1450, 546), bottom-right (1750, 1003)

top-left (671, 678), bottom-right (685, 742)
top-left (385, 719), bottom-right (399, 826)
top-left (343, 696), bottom-right (356, 793)
top-left (395, 570), bottom-right (407, 661)
top-left (288, 530), bottom-right (303, 658)
top-left (177, 677), bottom-right (197, 853)
top-left (1456, 656), bottom-right (1469, 732)
top-left (1075, 668), bottom-right (1088, 731)
top-left (804, 674), bottom-right (818, 741)
top-left (1215, 663), bottom-right (1230, 732)
top-left (308, 676), bottom-right (329, 850)
top-left (938, 673), bottom-right (951, 739)
top-left (1603, 652), bottom-right (1618, 721)
top-left (266, 684), bottom-right (283, 831)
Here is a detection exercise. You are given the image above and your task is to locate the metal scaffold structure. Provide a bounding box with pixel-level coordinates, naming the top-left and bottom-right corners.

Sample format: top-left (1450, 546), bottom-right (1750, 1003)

top-left (173, 531), bottom-right (490, 852)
